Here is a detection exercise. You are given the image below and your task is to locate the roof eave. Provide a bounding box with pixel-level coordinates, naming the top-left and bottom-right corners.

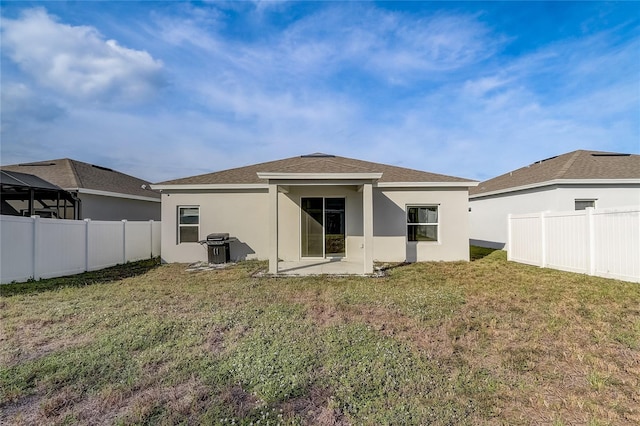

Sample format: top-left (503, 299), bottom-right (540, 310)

top-left (150, 183), bottom-right (268, 191)
top-left (377, 181), bottom-right (478, 188)
top-left (151, 181), bottom-right (478, 191)
top-left (73, 188), bottom-right (161, 202)
top-left (470, 178), bottom-right (640, 199)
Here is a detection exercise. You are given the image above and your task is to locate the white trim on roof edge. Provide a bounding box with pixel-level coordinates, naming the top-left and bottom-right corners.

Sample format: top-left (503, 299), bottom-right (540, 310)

top-left (470, 178), bottom-right (640, 199)
top-left (73, 188), bottom-right (161, 202)
top-left (151, 181), bottom-right (477, 191)
top-left (150, 183), bottom-right (269, 191)
top-left (377, 181), bottom-right (478, 188)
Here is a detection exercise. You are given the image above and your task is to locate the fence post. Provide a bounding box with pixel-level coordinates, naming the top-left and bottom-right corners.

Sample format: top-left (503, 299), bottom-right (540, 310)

top-left (31, 215), bottom-right (40, 280)
top-left (540, 211), bottom-right (547, 268)
top-left (507, 214), bottom-right (512, 261)
top-left (149, 220), bottom-right (154, 259)
top-left (84, 219), bottom-right (91, 272)
top-left (122, 220), bottom-right (127, 264)
top-left (587, 208), bottom-right (595, 276)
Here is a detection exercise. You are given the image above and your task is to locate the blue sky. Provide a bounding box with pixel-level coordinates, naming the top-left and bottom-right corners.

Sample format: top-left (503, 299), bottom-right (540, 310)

top-left (1, 1), bottom-right (638, 183)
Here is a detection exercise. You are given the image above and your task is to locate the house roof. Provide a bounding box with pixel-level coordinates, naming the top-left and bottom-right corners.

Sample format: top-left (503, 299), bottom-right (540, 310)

top-left (156, 153), bottom-right (476, 186)
top-left (1, 158), bottom-right (160, 200)
top-left (0, 170), bottom-right (63, 191)
top-left (471, 150), bottom-right (640, 197)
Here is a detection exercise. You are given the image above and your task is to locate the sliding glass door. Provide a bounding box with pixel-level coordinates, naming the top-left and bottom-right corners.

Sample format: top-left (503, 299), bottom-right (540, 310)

top-left (301, 198), bottom-right (324, 257)
top-left (325, 198), bottom-right (345, 257)
top-left (301, 197), bottom-right (346, 258)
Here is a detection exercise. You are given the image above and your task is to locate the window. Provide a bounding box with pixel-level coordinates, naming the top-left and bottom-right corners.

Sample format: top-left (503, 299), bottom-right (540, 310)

top-left (407, 206), bottom-right (438, 242)
top-left (178, 206), bottom-right (199, 243)
top-left (575, 199), bottom-right (596, 210)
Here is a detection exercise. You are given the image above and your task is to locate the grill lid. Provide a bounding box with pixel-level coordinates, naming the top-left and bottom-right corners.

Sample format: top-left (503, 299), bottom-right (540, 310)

top-left (207, 233), bottom-right (229, 241)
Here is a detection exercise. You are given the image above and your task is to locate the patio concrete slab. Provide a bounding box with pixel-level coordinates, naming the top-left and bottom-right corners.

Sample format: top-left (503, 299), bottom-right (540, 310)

top-left (277, 259), bottom-right (366, 276)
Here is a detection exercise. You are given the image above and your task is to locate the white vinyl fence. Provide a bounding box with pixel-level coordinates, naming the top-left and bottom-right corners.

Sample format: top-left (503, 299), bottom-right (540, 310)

top-left (508, 207), bottom-right (640, 283)
top-left (1, 215), bottom-right (161, 284)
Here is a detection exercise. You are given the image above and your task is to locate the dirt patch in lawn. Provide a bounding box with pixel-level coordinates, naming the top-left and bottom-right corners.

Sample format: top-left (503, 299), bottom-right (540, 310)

top-left (219, 384), bottom-right (261, 418)
top-left (278, 386), bottom-right (348, 426)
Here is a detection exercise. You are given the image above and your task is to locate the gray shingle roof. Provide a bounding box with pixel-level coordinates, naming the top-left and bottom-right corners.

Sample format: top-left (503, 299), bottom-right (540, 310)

top-left (1, 159), bottom-right (160, 199)
top-left (157, 154), bottom-right (475, 185)
top-left (471, 150), bottom-right (640, 196)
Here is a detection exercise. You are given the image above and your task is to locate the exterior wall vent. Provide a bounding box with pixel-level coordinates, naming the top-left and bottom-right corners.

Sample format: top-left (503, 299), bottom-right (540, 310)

top-left (301, 153), bottom-right (336, 158)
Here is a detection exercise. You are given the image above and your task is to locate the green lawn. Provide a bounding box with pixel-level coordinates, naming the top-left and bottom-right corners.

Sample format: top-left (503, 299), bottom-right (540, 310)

top-left (1, 251), bottom-right (638, 425)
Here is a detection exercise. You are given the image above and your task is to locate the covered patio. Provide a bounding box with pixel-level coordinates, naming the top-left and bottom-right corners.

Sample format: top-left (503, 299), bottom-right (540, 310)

top-left (0, 170), bottom-right (80, 219)
top-left (258, 170), bottom-right (381, 276)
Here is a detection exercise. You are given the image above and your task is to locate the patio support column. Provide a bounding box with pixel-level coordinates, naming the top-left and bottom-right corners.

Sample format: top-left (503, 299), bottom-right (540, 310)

top-left (363, 182), bottom-right (374, 274)
top-left (268, 183), bottom-right (279, 274)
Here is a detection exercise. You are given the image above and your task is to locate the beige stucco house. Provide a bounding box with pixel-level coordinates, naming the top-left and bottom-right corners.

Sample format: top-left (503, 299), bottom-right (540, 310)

top-left (152, 153), bottom-right (478, 274)
top-left (469, 150), bottom-right (640, 249)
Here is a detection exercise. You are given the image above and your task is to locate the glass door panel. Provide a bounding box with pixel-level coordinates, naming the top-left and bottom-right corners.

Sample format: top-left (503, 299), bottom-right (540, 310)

top-left (325, 198), bottom-right (345, 257)
top-left (301, 198), bottom-right (324, 257)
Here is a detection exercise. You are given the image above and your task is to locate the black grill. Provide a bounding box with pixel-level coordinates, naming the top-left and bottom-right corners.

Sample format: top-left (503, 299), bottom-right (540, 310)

top-left (200, 233), bottom-right (235, 264)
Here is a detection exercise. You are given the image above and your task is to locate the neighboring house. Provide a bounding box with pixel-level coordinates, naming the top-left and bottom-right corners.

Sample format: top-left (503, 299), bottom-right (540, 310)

top-left (0, 170), bottom-right (80, 218)
top-left (151, 153), bottom-right (478, 274)
top-left (469, 150), bottom-right (640, 249)
top-left (1, 159), bottom-right (160, 221)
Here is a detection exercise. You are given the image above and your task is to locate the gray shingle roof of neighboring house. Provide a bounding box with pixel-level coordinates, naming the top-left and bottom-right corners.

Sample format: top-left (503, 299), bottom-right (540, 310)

top-left (156, 153), bottom-right (476, 185)
top-left (471, 150), bottom-right (640, 197)
top-left (1, 159), bottom-right (160, 199)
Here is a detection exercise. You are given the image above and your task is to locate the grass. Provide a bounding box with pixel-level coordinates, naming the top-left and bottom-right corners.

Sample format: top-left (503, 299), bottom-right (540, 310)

top-left (0, 258), bottom-right (161, 297)
top-left (1, 250), bottom-right (639, 425)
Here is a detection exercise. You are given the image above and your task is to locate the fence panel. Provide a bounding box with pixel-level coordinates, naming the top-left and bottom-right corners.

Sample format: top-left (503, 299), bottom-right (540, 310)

top-left (545, 211), bottom-right (588, 274)
top-left (125, 221), bottom-right (152, 262)
top-left (509, 208), bottom-right (639, 283)
top-left (88, 220), bottom-right (125, 271)
top-left (0, 215), bottom-right (161, 284)
top-left (592, 209), bottom-right (640, 281)
top-left (0, 215), bottom-right (34, 283)
top-left (508, 213), bottom-right (542, 266)
top-left (37, 218), bottom-right (87, 279)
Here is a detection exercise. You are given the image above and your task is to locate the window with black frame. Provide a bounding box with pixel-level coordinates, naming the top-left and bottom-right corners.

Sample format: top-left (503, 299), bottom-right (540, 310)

top-left (407, 205), bottom-right (438, 242)
top-left (178, 206), bottom-right (199, 243)
top-left (575, 199), bottom-right (596, 210)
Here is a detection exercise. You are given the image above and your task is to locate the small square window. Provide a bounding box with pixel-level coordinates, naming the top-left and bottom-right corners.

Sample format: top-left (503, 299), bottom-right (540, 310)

top-left (575, 200), bottom-right (596, 210)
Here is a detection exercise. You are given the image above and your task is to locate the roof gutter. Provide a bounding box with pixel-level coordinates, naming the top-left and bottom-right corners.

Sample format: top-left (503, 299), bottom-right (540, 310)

top-left (377, 181), bottom-right (478, 188)
top-left (150, 183), bottom-right (268, 191)
top-left (151, 180), bottom-right (478, 191)
top-left (71, 188), bottom-right (161, 202)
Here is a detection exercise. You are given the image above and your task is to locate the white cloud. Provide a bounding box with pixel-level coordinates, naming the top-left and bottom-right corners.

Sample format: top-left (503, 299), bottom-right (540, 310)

top-left (1, 8), bottom-right (165, 104)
